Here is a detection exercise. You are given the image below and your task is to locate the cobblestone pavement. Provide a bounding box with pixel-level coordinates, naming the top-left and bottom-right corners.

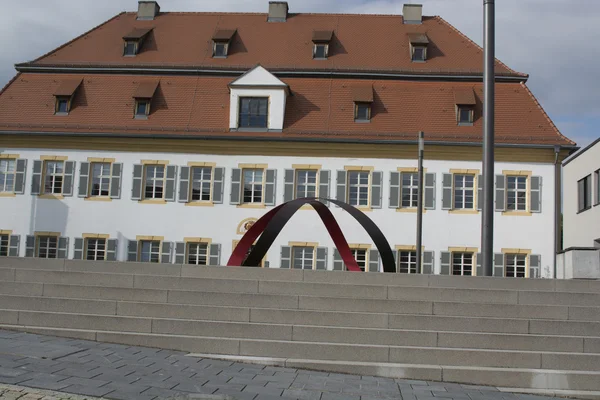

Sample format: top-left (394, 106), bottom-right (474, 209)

top-left (0, 329), bottom-right (568, 400)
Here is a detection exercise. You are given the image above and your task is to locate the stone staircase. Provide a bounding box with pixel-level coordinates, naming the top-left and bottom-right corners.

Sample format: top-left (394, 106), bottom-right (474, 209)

top-left (1, 258), bottom-right (600, 397)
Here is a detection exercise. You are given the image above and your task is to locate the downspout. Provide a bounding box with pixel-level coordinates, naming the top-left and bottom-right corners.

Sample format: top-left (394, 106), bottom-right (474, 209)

top-left (554, 145), bottom-right (561, 279)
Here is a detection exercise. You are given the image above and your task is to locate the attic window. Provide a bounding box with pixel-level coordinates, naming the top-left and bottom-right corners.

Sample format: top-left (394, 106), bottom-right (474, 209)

top-left (408, 33), bottom-right (429, 62)
top-left (132, 81), bottom-right (159, 119)
top-left (312, 30), bottom-right (333, 59)
top-left (352, 85), bottom-right (374, 122)
top-left (122, 28), bottom-right (152, 57)
top-left (53, 79), bottom-right (82, 115)
top-left (454, 89), bottom-right (476, 126)
top-left (212, 29), bottom-right (236, 58)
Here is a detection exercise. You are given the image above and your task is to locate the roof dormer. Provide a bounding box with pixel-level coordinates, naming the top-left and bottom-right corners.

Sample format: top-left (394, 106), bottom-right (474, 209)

top-left (454, 88), bottom-right (476, 126)
top-left (123, 28), bottom-right (153, 57)
top-left (53, 79), bottom-right (82, 115)
top-left (132, 80), bottom-right (159, 119)
top-left (312, 30), bottom-right (333, 59)
top-left (212, 29), bottom-right (237, 58)
top-left (408, 33), bottom-right (429, 62)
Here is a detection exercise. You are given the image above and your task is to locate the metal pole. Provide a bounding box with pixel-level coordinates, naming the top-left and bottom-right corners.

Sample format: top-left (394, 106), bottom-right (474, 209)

top-left (416, 131), bottom-right (425, 273)
top-left (481, 0), bottom-right (495, 276)
top-left (554, 145), bottom-right (561, 278)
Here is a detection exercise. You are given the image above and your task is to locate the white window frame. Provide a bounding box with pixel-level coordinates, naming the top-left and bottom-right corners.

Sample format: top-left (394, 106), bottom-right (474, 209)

top-left (190, 166), bottom-right (213, 203)
top-left (44, 161), bottom-right (65, 195)
top-left (348, 171), bottom-right (370, 207)
top-left (85, 238), bottom-right (107, 261)
top-left (213, 41), bottom-right (229, 58)
top-left (350, 248), bottom-right (368, 272)
top-left (187, 242), bottom-right (208, 265)
top-left (506, 175), bottom-right (528, 211)
top-left (295, 169), bottom-right (318, 199)
top-left (292, 246), bottom-right (315, 270)
top-left (505, 253), bottom-right (527, 278)
top-left (0, 159), bottom-right (16, 193)
top-left (452, 252), bottom-right (474, 276)
top-left (143, 164), bottom-right (166, 200)
top-left (0, 234), bottom-right (8, 257)
top-left (37, 236), bottom-right (58, 259)
top-left (411, 45), bottom-right (427, 62)
top-left (242, 168), bottom-right (265, 204)
top-left (453, 174), bottom-right (475, 210)
top-left (90, 162), bottom-right (112, 197)
top-left (398, 250), bottom-right (418, 274)
top-left (401, 172), bottom-right (419, 208)
top-left (139, 240), bottom-right (161, 263)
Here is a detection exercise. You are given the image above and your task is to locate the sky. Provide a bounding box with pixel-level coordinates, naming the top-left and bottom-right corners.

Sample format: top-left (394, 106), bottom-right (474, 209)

top-left (0, 0), bottom-right (598, 149)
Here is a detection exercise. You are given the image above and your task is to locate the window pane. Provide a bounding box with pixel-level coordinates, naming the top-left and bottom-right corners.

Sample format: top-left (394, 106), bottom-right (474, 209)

top-left (187, 243), bottom-right (208, 265)
top-left (314, 45), bottom-right (327, 58)
top-left (459, 108), bottom-right (472, 123)
top-left (57, 100), bottom-right (68, 113)
top-left (0, 160), bottom-right (16, 193)
top-left (0, 235), bottom-right (9, 257)
top-left (136, 101), bottom-right (147, 116)
top-left (355, 104), bottom-right (370, 120)
top-left (214, 43), bottom-right (227, 57)
top-left (412, 47), bottom-right (425, 61)
top-left (239, 98), bottom-right (268, 128)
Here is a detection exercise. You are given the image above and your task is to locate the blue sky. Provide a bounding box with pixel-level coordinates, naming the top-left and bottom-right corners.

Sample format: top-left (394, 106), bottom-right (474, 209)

top-left (1, 0), bottom-right (598, 148)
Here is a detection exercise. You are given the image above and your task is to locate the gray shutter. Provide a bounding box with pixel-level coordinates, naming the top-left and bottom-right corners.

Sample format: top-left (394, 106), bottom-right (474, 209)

top-left (14, 159), bottom-right (27, 194)
top-left (477, 174), bottom-right (483, 211)
top-left (132, 164), bottom-right (143, 201)
top-left (578, 179), bottom-right (585, 211)
top-left (209, 244), bottom-right (221, 266)
top-left (316, 247), bottom-right (328, 270)
top-left (73, 238), bottom-right (84, 260)
top-left (127, 240), bottom-right (138, 262)
top-left (319, 170), bottom-right (330, 203)
top-left (495, 175), bottom-right (506, 212)
top-left (494, 253), bottom-right (504, 277)
top-left (422, 251), bottom-right (434, 274)
top-left (165, 165), bottom-right (177, 202)
top-left (442, 173), bottom-right (453, 210)
top-left (425, 173), bottom-right (436, 210)
top-left (280, 246), bottom-right (291, 269)
top-left (161, 242), bottom-right (172, 264)
top-left (476, 252), bottom-right (482, 276)
top-left (78, 162), bottom-right (90, 198)
top-left (175, 242), bottom-right (186, 264)
top-left (230, 168), bottom-right (242, 205)
top-left (110, 163), bottom-right (122, 199)
top-left (368, 250), bottom-right (380, 272)
top-left (212, 167), bottom-right (225, 204)
top-left (530, 255), bottom-right (541, 279)
top-left (389, 172), bottom-right (400, 209)
top-left (31, 160), bottom-right (42, 195)
top-left (333, 249), bottom-right (344, 271)
top-left (284, 169), bottom-right (295, 202)
top-left (58, 237), bottom-right (69, 259)
top-left (336, 170), bottom-right (347, 205)
top-left (178, 166), bottom-right (190, 203)
top-left (440, 251), bottom-right (451, 275)
top-left (25, 235), bottom-right (35, 257)
top-left (371, 171), bottom-right (383, 209)
top-left (531, 176), bottom-right (542, 213)
top-left (8, 235), bottom-right (20, 257)
top-left (62, 161), bottom-right (76, 196)
top-left (106, 239), bottom-right (118, 261)
top-left (393, 250), bottom-right (398, 271)
top-left (265, 169), bottom-right (277, 206)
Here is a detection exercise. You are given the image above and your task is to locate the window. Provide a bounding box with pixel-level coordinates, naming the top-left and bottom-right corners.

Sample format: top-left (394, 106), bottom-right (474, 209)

top-left (191, 167), bottom-right (213, 202)
top-left (0, 159), bottom-right (16, 193)
top-left (187, 242), bottom-right (208, 265)
top-left (578, 175), bottom-right (592, 212)
top-left (0, 234), bottom-right (8, 257)
top-left (458, 106), bottom-right (474, 125)
top-left (348, 171), bottom-right (370, 207)
top-left (55, 97), bottom-right (69, 114)
top-left (295, 170), bottom-right (317, 198)
top-left (398, 250), bottom-right (418, 274)
top-left (453, 174), bottom-right (475, 210)
top-left (355, 103), bottom-right (371, 122)
top-left (90, 162), bottom-right (111, 197)
top-left (401, 172), bottom-right (419, 208)
top-left (351, 249), bottom-right (367, 272)
top-left (86, 238), bottom-right (106, 261)
top-left (505, 253), bottom-right (526, 278)
top-left (292, 246), bottom-right (315, 269)
top-left (135, 100), bottom-right (149, 118)
top-left (452, 252), bottom-right (473, 276)
top-left (239, 97), bottom-right (268, 129)
top-left (140, 240), bottom-right (161, 263)
top-left (506, 176), bottom-right (527, 211)
top-left (144, 165), bottom-right (165, 200)
top-left (596, 170), bottom-right (600, 206)
top-left (213, 42), bottom-right (228, 58)
top-left (37, 236), bottom-right (58, 259)
top-left (313, 44), bottom-right (328, 59)
top-left (124, 40), bottom-right (138, 56)
top-left (44, 161), bottom-right (64, 195)
top-left (243, 168), bottom-right (264, 204)
top-left (412, 46), bottom-right (426, 61)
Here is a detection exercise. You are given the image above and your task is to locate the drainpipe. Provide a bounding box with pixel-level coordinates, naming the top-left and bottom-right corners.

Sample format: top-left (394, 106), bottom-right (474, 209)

top-left (554, 145), bottom-right (561, 279)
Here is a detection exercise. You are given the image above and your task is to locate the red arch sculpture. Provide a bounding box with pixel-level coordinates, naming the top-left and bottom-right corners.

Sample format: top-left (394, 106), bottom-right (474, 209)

top-left (227, 198), bottom-right (396, 273)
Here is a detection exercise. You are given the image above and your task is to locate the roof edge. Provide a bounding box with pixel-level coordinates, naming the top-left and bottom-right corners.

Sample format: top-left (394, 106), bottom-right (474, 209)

top-left (0, 72), bottom-right (22, 98)
top-left (563, 136), bottom-right (600, 166)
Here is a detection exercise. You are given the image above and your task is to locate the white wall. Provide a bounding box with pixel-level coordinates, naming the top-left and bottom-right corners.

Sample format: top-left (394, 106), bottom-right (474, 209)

top-left (1, 148), bottom-right (557, 277)
top-left (563, 141), bottom-right (600, 249)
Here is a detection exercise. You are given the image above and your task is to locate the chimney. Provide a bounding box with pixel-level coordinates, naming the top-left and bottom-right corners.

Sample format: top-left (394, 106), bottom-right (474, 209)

top-left (137, 1), bottom-right (160, 20)
top-left (268, 1), bottom-right (289, 22)
top-left (403, 4), bottom-right (423, 24)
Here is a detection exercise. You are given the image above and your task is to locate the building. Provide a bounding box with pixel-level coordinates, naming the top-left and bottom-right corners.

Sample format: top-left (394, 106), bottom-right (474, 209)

top-left (0, 1), bottom-right (576, 278)
top-left (558, 138), bottom-right (600, 279)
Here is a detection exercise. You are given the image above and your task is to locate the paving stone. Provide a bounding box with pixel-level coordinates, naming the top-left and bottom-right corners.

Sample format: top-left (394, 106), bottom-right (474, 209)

top-left (243, 384), bottom-right (284, 396)
top-left (283, 389), bottom-right (323, 400)
top-left (61, 384), bottom-right (114, 397)
top-left (322, 393), bottom-right (360, 400)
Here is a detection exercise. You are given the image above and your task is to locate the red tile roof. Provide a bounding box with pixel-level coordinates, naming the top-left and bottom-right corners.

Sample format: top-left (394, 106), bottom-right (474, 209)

top-left (0, 73), bottom-right (573, 146)
top-left (22, 12), bottom-right (525, 77)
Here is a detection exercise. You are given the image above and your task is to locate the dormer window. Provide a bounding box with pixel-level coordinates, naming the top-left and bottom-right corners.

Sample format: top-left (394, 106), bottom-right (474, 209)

top-left (454, 89), bottom-right (477, 126)
top-left (132, 80), bottom-right (159, 119)
top-left (408, 33), bottom-right (429, 62)
top-left (122, 28), bottom-right (152, 57)
top-left (312, 30), bottom-right (333, 59)
top-left (212, 29), bottom-right (236, 58)
top-left (352, 85), bottom-right (374, 123)
top-left (239, 97), bottom-right (268, 128)
top-left (53, 79), bottom-right (82, 115)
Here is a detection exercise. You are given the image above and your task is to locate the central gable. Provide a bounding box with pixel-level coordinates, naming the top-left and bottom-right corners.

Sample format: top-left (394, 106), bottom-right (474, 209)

top-left (229, 65), bottom-right (288, 88)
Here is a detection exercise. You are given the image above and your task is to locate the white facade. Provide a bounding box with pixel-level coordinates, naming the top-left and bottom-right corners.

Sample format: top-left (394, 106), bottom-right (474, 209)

top-left (563, 138), bottom-right (600, 249)
top-left (0, 147), bottom-right (557, 278)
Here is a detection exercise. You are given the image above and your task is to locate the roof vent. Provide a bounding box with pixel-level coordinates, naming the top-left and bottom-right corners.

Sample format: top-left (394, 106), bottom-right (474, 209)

top-left (403, 4), bottom-right (423, 24)
top-left (137, 1), bottom-right (160, 20)
top-left (268, 1), bottom-right (289, 22)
